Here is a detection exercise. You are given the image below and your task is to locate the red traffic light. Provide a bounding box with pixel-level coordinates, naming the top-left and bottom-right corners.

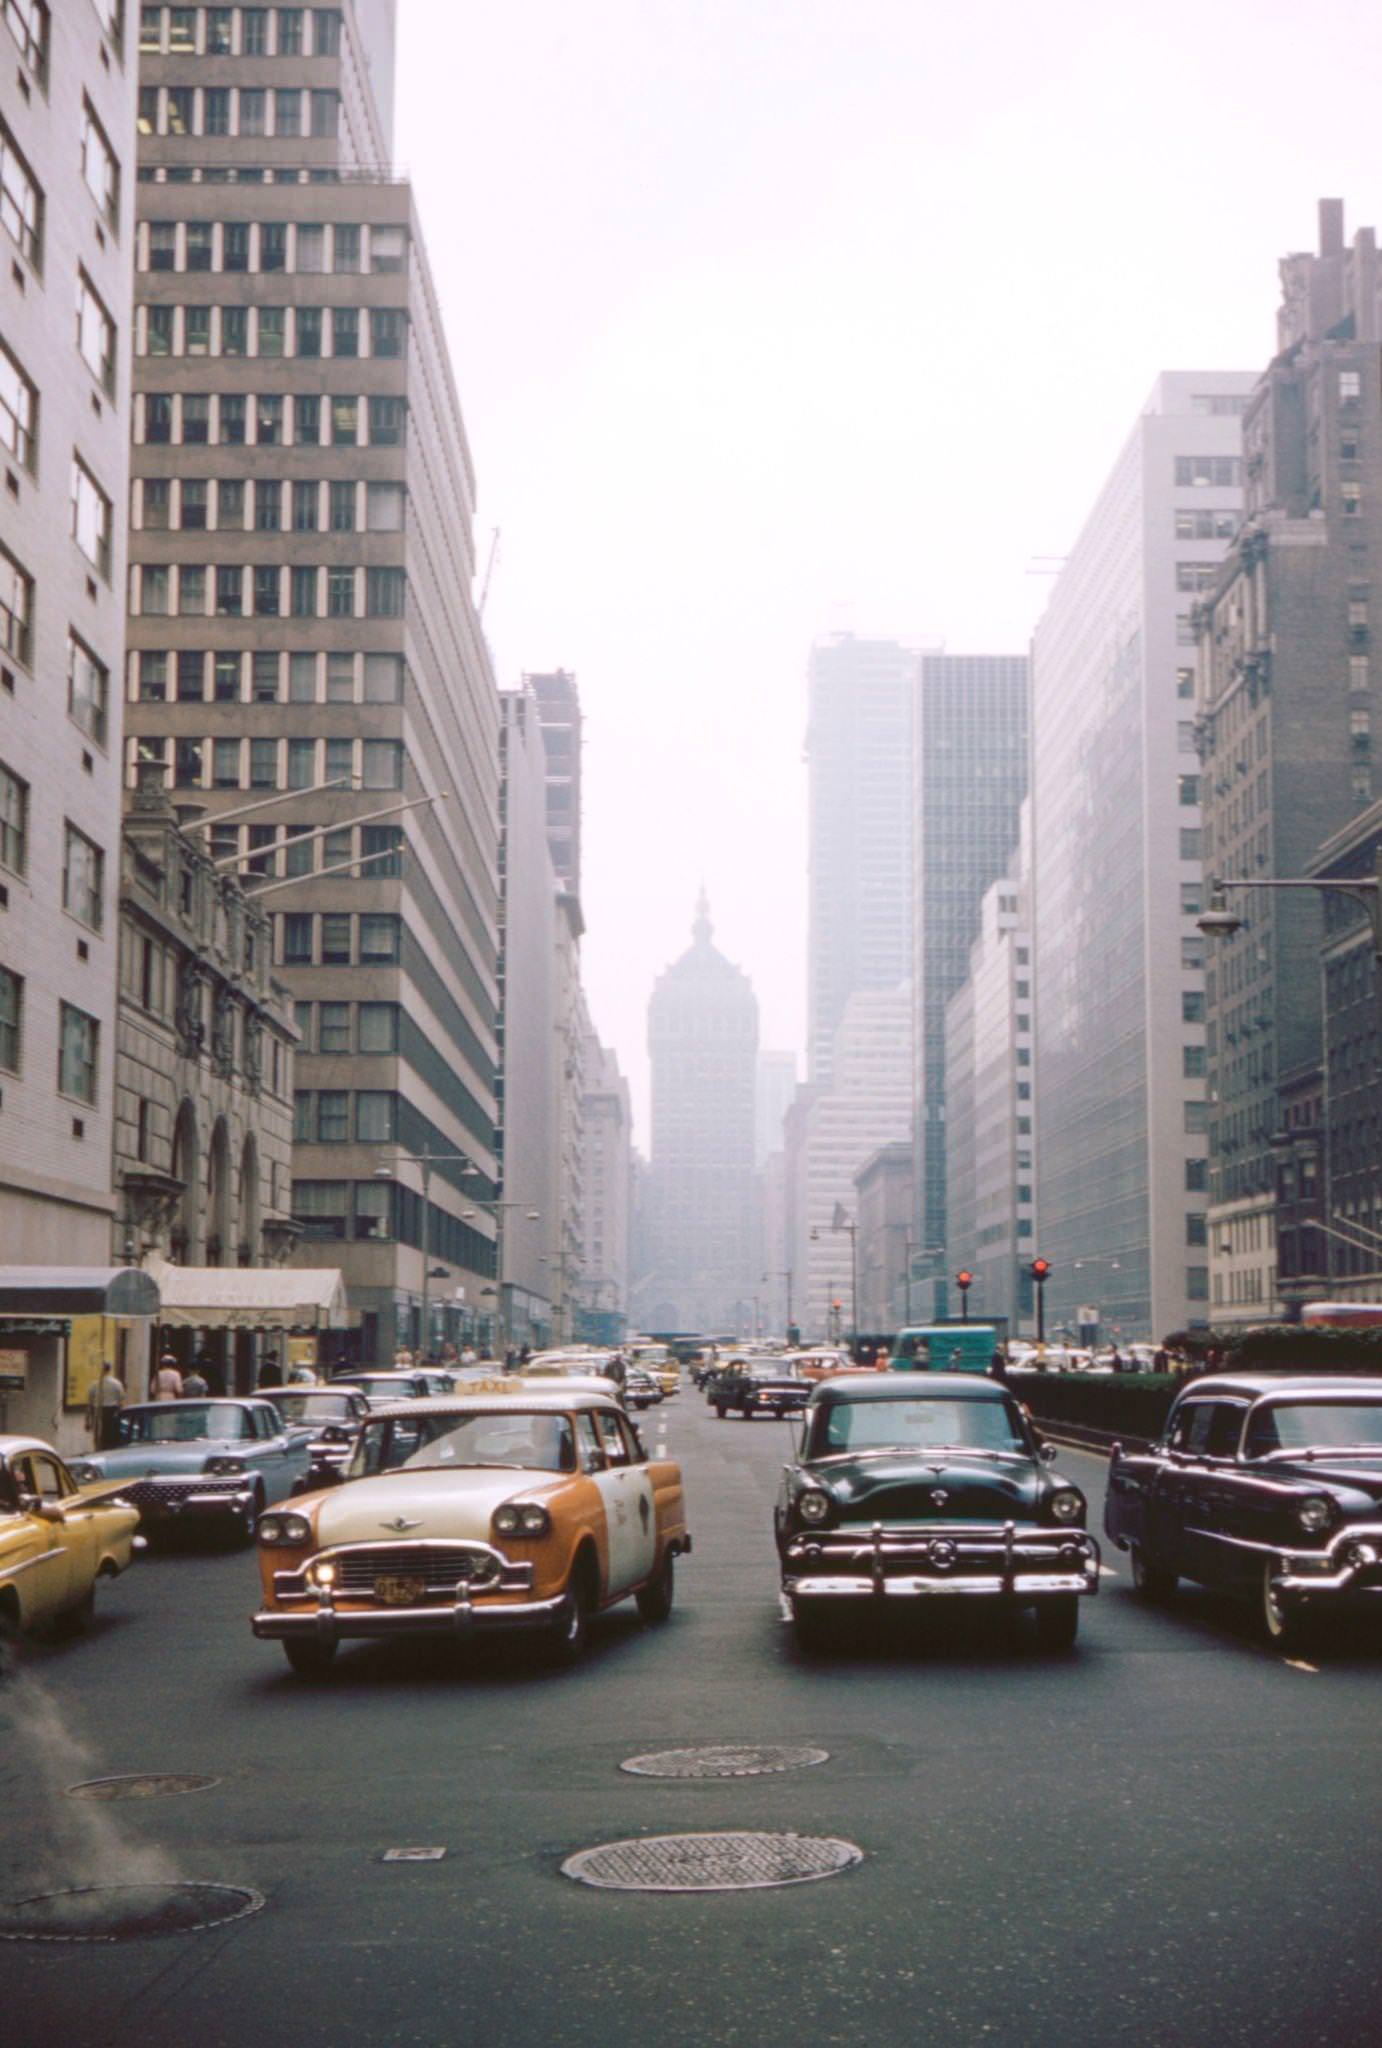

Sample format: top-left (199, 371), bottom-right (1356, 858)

top-left (955, 1269), bottom-right (973, 1289)
top-left (1030, 1258), bottom-right (1051, 1281)
top-left (831, 1299), bottom-right (841, 1310)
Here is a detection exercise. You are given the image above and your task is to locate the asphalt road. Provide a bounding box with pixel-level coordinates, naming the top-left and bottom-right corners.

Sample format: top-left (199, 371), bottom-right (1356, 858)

top-left (3, 1389), bottom-right (1381, 2048)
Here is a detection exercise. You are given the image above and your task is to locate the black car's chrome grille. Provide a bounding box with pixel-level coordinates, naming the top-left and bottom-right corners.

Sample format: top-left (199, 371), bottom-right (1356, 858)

top-left (330, 1545), bottom-right (497, 1595)
top-left (121, 1475), bottom-right (246, 1509)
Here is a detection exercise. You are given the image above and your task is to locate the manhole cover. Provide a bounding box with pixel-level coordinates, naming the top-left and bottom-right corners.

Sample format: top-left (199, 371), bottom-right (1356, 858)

top-left (0, 1884), bottom-right (264, 1944)
top-left (621, 1745), bottom-right (829, 1779)
top-left (561, 1831), bottom-right (862, 1892)
top-left (68, 1774), bottom-right (221, 1802)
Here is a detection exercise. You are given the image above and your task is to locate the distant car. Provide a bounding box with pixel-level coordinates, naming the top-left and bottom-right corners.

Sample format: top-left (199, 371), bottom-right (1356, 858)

top-left (1105, 1374), bottom-right (1382, 1649)
top-left (257, 1387), bottom-right (371, 1492)
top-left (71, 1399), bottom-right (309, 1544)
top-left (330, 1369), bottom-right (443, 1405)
top-left (776, 1373), bottom-right (1099, 1651)
top-left (0, 1436), bottom-right (141, 1639)
top-left (790, 1349), bottom-right (878, 1385)
top-left (624, 1367), bottom-right (662, 1411)
top-left (713, 1361), bottom-right (811, 1420)
top-left (252, 1390), bottom-right (691, 1677)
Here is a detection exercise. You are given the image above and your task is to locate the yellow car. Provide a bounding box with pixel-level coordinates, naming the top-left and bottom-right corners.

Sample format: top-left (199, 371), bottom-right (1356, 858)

top-left (252, 1390), bottom-right (691, 1678)
top-left (0, 1435), bottom-right (141, 1639)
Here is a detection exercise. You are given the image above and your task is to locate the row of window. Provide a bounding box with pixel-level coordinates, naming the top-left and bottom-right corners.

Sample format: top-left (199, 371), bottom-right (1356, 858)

top-left (138, 389), bottom-right (405, 446)
top-left (0, 762), bottom-right (107, 928)
top-left (139, 83), bottom-right (340, 140)
top-left (1174, 455), bottom-right (1242, 488)
top-left (140, 6), bottom-right (341, 58)
top-left (138, 301), bottom-right (406, 359)
top-left (1174, 509), bottom-right (1238, 541)
top-left (143, 733), bottom-right (404, 794)
top-left (294, 1089), bottom-right (401, 1144)
top-left (0, 101), bottom-right (120, 273)
top-left (135, 475), bottom-right (404, 535)
top-left (3, 1), bottom-right (51, 88)
top-left (292, 1181), bottom-right (488, 1255)
top-left (292, 998), bottom-right (397, 1055)
top-left (1, 278), bottom-right (118, 483)
top-left (134, 647), bottom-right (403, 706)
top-left (141, 217), bottom-right (404, 276)
top-left (227, 822), bottom-right (402, 883)
top-left (279, 910), bottom-right (399, 967)
top-left (0, 970), bottom-right (99, 1104)
top-left (130, 561), bottom-right (405, 619)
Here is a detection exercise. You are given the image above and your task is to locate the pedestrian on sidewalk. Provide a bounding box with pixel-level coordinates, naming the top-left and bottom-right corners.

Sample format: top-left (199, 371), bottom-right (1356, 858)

top-left (182, 1361), bottom-right (209, 1397)
top-left (88, 1363), bottom-right (126, 1448)
top-left (150, 1353), bottom-right (183, 1401)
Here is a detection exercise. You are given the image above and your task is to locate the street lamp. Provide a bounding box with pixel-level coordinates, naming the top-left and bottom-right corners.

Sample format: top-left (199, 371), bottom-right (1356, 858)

top-left (812, 1208), bottom-right (858, 1353)
top-left (1200, 865), bottom-right (1382, 1012)
top-left (462, 1201), bottom-right (540, 1357)
top-left (375, 1148), bottom-right (479, 1359)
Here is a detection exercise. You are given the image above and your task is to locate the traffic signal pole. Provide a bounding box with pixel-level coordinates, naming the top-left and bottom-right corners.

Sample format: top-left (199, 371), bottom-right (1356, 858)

top-left (955, 1270), bottom-right (973, 1322)
top-left (1030, 1258), bottom-right (1050, 1343)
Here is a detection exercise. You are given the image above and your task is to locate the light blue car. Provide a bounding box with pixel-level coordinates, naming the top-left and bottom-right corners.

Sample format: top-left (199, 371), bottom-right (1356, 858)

top-left (72, 1399), bottom-right (310, 1544)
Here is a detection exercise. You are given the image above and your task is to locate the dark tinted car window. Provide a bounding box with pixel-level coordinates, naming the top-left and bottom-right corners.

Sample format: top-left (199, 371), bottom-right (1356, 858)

top-left (1204, 1404), bottom-right (1247, 1458)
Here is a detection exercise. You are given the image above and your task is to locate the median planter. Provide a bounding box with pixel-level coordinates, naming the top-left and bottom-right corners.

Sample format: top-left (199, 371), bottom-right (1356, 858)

top-left (1016, 1374), bottom-right (1179, 1442)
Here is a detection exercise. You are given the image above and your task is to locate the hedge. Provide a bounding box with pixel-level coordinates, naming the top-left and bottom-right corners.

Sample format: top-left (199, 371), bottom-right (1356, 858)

top-left (1016, 1373), bottom-right (1180, 1440)
top-left (1224, 1326), bottom-right (1382, 1372)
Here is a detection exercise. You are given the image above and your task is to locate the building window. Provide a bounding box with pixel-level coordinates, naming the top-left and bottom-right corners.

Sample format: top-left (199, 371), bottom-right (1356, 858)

top-left (1179, 827), bottom-right (1201, 860)
top-left (181, 478), bottom-right (209, 530)
top-left (1174, 455), bottom-right (1241, 488)
top-left (282, 913), bottom-right (312, 964)
top-left (371, 225), bottom-right (406, 274)
top-left (368, 395), bottom-right (404, 445)
top-left (238, 87), bottom-right (266, 136)
top-left (288, 652), bottom-right (315, 702)
top-left (326, 566), bottom-right (355, 617)
top-left (211, 651), bottom-right (239, 702)
top-left (286, 738), bottom-right (314, 790)
top-left (76, 273), bottom-right (116, 394)
top-left (366, 482), bottom-right (404, 531)
top-left (355, 1092), bottom-right (395, 1142)
top-left (0, 114), bottom-right (41, 265)
top-left (184, 303), bottom-right (212, 356)
top-left (363, 653), bottom-right (403, 702)
top-left (257, 306), bottom-right (286, 357)
top-left (58, 1001), bottom-right (98, 1104)
top-left (70, 460), bottom-right (112, 578)
top-left (357, 1001), bottom-right (396, 1052)
top-left (1340, 370), bottom-right (1362, 402)
top-left (325, 652), bottom-right (353, 701)
top-left (1181, 936), bottom-right (1205, 970)
top-left (320, 914), bottom-right (351, 965)
top-left (1181, 990), bottom-right (1205, 1023)
top-left (1175, 561), bottom-right (1220, 593)
top-left (366, 568), bottom-right (405, 617)
top-left (138, 650), bottom-right (167, 701)
top-left (80, 100), bottom-right (120, 229)
top-left (361, 741), bottom-right (401, 790)
top-left (275, 88), bottom-right (302, 137)
top-left (218, 393), bottom-right (246, 445)
top-left (260, 222), bottom-right (287, 273)
top-left (251, 651), bottom-right (279, 702)
top-left (254, 480), bottom-right (282, 533)
top-left (255, 395), bottom-right (283, 445)
top-left (1343, 482), bottom-right (1362, 518)
top-left (173, 738), bottom-right (203, 787)
top-left (331, 306), bottom-right (359, 358)
top-left (182, 393), bottom-right (210, 444)
top-left (68, 634), bottom-right (108, 747)
top-left (1350, 655), bottom-right (1369, 693)
top-left (1180, 881), bottom-right (1202, 915)
top-left (296, 223), bottom-right (325, 272)
top-left (0, 759), bottom-right (27, 873)
top-left (1185, 1159), bottom-right (1208, 1192)
top-left (204, 86), bottom-right (231, 135)
top-left (290, 565), bottom-right (317, 616)
top-left (296, 305), bottom-right (321, 357)
top-left (328, 480), bottom-right (354, 531)
top-left (1185, 1213), bottom-right (1207, 1247)
top-left (0, 338), bottom-right (35, 480)
top-left (3, 0), bottom-right (48, 82)
top-left (1186, 1267), bottom-right (1209, 1301)
top-left (0, 961), bottom-right (20, 1072)
top-left (249, 738), bottom-right (277, 789)
top-left (316, 1091), bottom-right (349, 1142)
top-left (294, 393), bottom-right (321, 444)
top-left (370, 308), bottom-right (405, 358)
top-left (212, 738), bottom-right (240, 789)
top-left (1178, 773), bottom-right (1199, 806)
top-left (279, 8), bottom-right (304, 55)
top-left (330, 396), bottom-right (358, 445)
top-left (1176, 667), bottom-right (1196, 700)
top-left (0, 544), bottom-right (31, 667)
top-left (216, 565), bottom-right (243, 616)
top-left (1182, 1045), bottom-right (1207, 1078)
top-left (292, 481), bottom-right (319, 532)
top-left (359, 914), bottom-right (399, 964)
top-left (318, 1001), bottom-right (350, 1053)
top-left (292, 1181), bottom-right (347, 1240)
top-left (165, 86), bottom-right (193, 137)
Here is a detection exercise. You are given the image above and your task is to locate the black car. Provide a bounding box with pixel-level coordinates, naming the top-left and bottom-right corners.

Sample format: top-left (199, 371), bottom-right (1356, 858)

top-left (1105, 1373), bottom-right (1382, 1649)
top-left (775, 1373), bottom-right (1099, 1650)
top-left (713, 1360), bottom-right (810, 1420)
top-left (258, 1386), bottom-right (370, 1492)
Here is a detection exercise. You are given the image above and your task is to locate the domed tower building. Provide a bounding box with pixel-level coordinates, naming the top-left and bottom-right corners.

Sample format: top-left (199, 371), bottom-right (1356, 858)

top-left (647, 895), bottom-right (759, 1334)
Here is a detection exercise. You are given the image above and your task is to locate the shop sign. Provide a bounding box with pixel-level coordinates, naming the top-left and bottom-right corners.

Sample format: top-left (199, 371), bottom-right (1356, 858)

top-left (0, 1348), bottom-right (28, 1390)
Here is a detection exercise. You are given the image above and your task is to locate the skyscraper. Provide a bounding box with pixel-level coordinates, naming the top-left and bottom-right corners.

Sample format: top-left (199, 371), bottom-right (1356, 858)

top-left (913, 651), bottom-right (1029, 1307)
top-left (1033, 371), bottom-right (1253, 1340)
top-left (1198, 203), bottom-right (1382, 1326)
top-left (647, 895), bottom-right (758, 1331)
top-left (125, 2), bottom-right (501, 1361)
top-left (806, 634), bottom-right (916, 1086)
top-left (0, 1), bottom-right (137, 1264)
top-left (526, 669), bottom-right (582, 897)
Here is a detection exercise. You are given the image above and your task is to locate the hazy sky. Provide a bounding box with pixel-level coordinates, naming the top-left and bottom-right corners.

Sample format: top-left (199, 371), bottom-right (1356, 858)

top-left (396, 0), bottom-right (1382, 1142)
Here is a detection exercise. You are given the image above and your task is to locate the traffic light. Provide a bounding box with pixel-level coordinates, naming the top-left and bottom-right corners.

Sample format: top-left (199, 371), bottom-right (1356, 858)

top-left (1030, 1258), bottom-right (1051, 1283)
top-left (955, 1269), bottom-right (973, 1290)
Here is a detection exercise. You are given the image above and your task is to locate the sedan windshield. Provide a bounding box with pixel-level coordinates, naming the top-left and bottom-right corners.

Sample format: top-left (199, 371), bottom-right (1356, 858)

top-left (263, 1392), bottom-right (357, 1423)
top-left (1245, 1401), bottom-right (1382, 1457)
top-left (814, 1398), bottom-right (1027, 1457)
top-left (352, 1411), bottom-right (576, 1477)
top-left (118, 1404), bottom-right (251, 1444)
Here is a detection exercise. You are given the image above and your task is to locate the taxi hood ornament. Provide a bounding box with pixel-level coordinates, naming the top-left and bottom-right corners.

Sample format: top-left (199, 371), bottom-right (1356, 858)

top-left (382, 1516), bottom-right (422, 1533)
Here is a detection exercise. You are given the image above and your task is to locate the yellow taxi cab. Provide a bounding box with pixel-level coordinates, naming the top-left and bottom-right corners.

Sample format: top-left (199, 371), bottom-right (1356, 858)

top-left (628, 1342), bottom-right (680, 1396)
top-left (0, 1434), bottom-right (141, 1639)
top-left (252, 1387), bottom-right (691, 1678)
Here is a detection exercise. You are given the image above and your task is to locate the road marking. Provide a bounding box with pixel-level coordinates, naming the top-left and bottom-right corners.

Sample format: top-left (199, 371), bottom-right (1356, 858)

top-left (1098, 1564), bottom-right (1118, 1578)
top-left (381, 1847), bottom-right (447, 1862)
top-left (1284, 1658), bottom-right (1319, 1675)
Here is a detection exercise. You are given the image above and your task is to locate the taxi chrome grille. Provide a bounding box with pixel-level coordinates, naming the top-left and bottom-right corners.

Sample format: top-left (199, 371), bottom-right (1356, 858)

top-left (330, 1545), bottom-right (499, 1594)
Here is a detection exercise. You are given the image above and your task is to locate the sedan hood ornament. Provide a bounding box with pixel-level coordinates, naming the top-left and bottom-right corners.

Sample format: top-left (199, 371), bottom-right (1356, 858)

top-left (381, 1516), bottom-right (422, 1533)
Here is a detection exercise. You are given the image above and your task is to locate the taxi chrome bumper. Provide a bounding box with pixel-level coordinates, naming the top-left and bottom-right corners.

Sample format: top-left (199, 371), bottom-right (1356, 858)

top-left (253, 1537), bottom-right (565, 1643)
top-left (252, 1589), bottom-right (567, 1644)
top-left (783, 1520), bottom-right (1100, 1600)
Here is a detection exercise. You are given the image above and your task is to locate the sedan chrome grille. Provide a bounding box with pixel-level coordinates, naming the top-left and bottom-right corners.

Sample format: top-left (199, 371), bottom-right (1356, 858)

top-left (120, 1476), bottom-right (247, 1508)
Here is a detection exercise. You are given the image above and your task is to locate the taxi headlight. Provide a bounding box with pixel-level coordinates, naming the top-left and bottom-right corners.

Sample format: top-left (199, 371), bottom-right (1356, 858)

top-left (206, 1455), bottom-right (246, 1476)
top-left (494, 1503), bottom-right (550, 1539)
top-left (798, 1489), bottom-right (833, 1526)
top-left (1296, 1495), bottom-right (1334, 1535)
top-left (258, 1512), bottom-right (312, 1547)
top-left (1050, 1489), bottom-right (1083, 1523)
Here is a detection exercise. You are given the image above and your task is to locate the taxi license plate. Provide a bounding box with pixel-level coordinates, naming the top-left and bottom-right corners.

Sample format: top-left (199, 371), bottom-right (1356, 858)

top-left (375, 1574), bottom-right (425, 1606)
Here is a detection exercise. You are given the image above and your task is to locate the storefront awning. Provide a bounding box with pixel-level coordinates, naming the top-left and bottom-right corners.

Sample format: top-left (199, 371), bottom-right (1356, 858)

top-left (147, 1260), bottom-right (349, 1331)
top-left (0, 1267), bottom-right (161, 1318)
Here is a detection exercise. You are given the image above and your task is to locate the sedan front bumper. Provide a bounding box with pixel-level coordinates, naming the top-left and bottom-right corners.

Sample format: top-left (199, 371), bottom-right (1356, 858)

top-left (1272, 1522), bottom-right (1382, 1602)
top-left (115, 1477), bottom-right (258, 1523)
top-left (252, 1589), bottom-right (566, 1644)
top-left (783, 1520), bottom-right (1100, 1600)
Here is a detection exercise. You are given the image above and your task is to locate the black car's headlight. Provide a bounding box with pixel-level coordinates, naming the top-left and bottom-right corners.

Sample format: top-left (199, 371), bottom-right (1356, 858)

top-left (797, 1488), bottom-right (834, 1527)
top-left (1050, 1489), bottom-right (1084, 1524)
top-left (493, 1502), bottom-right (550, 1538)
top-left (258, 1512), bottom-right (312, 1546)
top-left (206, 1455), bottom-right (247, 1476)
top-left (1295, 1495), bottom-right (1335, 1535)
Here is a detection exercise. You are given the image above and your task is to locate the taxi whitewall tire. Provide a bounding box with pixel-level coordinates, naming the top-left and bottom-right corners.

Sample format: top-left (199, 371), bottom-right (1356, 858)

top-left (1261, 1562), bottom-right (1309, 1653)
top-left (547, 1552), bottom-right (597, 1666)
top-left (635, 1547), bottom-right (675, 1624)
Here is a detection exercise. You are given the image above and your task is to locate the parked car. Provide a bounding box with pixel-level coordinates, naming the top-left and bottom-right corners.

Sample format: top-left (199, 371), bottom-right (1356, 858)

top-left (71, 1399), bottom-right (310, 1544)
top-left (712, 1360), bottom-right (811, 1420)
top-left (252, 1390), bottom-right (691, 1677)
top-left (0, 1436), bottom-right (141, 1639)
top-left (775, 1373), bottom-right (1099, 1651)
top-left (330, 1369), bottom-right (442, 1405)
top-left (1105, 1373), bottom-right (1382, 1648)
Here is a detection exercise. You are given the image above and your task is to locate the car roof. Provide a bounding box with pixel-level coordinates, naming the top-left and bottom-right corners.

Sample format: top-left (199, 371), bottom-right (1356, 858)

top-left (811, 1371), bottom-right (1006, 1404)
top-left (0, 1435), bottom-right (67, 1461)
top-left (364, 1389), bottom-right (626, 1420)
top-left (1175, 1374), bottom-right (1382, 1401)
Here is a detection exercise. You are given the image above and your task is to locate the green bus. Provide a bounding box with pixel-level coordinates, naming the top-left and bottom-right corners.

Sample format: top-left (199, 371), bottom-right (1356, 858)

top-left (889, 1324), bottom-right (999, 1375)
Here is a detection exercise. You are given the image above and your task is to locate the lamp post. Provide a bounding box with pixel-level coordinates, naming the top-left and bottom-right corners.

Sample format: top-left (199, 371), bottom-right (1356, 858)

top-left (813, 1209), bottom-right (858, 1354)
top-left (462, 1200), bottom-right (541, 1357)
top-left (778, 1270), bottom-right (794, 1341)
top-left (375, 1149), bottom-right (477, 1359)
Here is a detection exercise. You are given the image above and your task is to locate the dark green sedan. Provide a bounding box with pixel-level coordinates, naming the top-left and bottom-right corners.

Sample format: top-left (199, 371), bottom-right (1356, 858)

top-left (775, 1373), bottom-right (1099, 1651)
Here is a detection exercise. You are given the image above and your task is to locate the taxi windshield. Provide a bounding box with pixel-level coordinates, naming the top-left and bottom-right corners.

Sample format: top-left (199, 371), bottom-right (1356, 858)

top-left (1245, 1400), bottom-right (1382, 1457)
top-left (352, 1411), bottom-right (576, 1477)
top-left (814, 1397), bottom-right (1026, 1457)
top-left (119, 1404), bottom-right (251, 1444)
